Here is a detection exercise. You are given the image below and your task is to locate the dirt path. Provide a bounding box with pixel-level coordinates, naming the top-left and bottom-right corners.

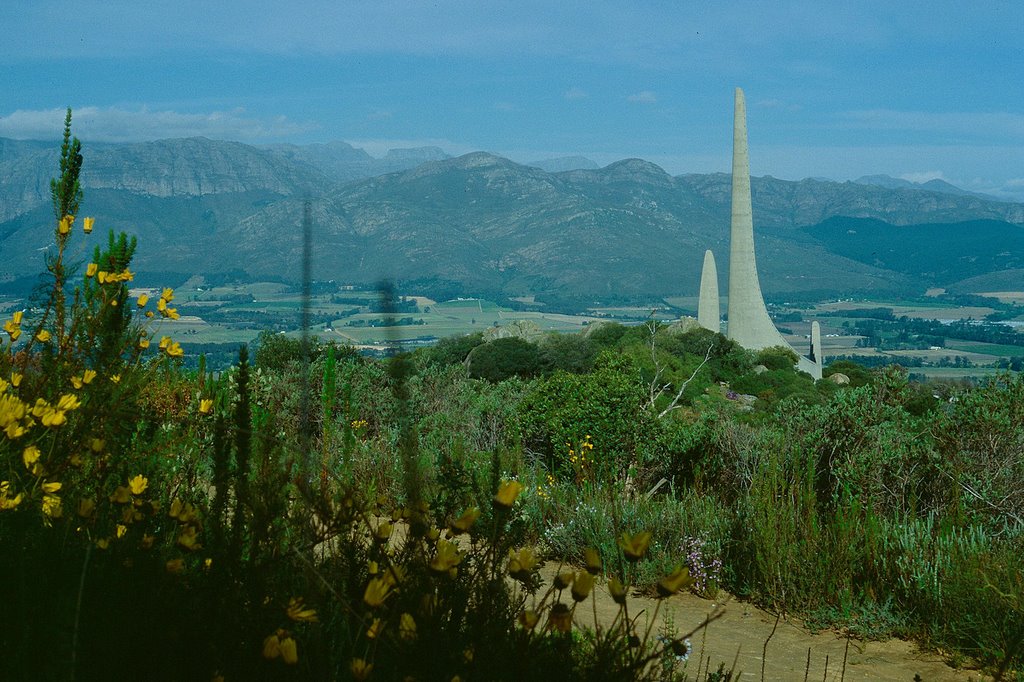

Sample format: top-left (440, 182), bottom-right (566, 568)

top-left (535, 566), bottom-right (989, 681)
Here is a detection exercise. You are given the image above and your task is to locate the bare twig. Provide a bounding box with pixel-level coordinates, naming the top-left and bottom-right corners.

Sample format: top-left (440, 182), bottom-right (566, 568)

top-left (70, 544), bottom-right (92, 682)
top-left (762, 612), bottom-right (779, 682)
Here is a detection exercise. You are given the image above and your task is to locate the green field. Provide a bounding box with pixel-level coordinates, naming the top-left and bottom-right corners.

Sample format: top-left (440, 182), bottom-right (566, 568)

top-left (945, 340), bottom-right (1024, 357)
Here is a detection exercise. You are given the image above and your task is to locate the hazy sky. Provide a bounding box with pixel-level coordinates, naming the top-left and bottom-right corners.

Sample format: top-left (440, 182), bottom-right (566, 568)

top-left (3, 1), bottom-right (1022, 199)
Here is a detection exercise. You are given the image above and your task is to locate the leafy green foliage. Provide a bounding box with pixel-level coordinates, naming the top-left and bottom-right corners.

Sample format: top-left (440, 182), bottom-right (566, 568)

top-left (466, 336), bottom-right (543, 382)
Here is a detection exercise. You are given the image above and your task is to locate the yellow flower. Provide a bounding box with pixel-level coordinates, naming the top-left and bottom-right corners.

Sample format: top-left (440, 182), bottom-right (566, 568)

top-left (350, 658), bottom-right (373, 681)
top-left (90, 438), bottom-right (105, 452)
top-left (22, 445), bottom-right (41, 470)
top-left (429, 539), bottom-right (463, 574)
top-left (507, 547), bottom-right (538, 583)
top-left (83, 217), bottom-right (94, 234)
top-left (128, 474), bottom-right (148, 495)
top-left (584, 547), bottom-right (602, 575)
top-left (494, 480), bottom-right (524, 508)
top-left (97, 271), bottom-right (108, 284)
top-left (518, 609), bottom-right (540, 630)
top-left (571, 571), bottom-right (595, 602)
top-left (619, 530), bottom-right (652, 562)
top-left (82, 369), bottom-right (97, 385)
top-left (140, 533), bottom-right (155, 549)
top-left (157, 298), bottom-right (167, 312)
top-left (96, 538), bottom-right (110, 550)
top-left (547, 602), bottom-right (573, 633)
top-left (116, 524), bottom-right (128, 539)
top-left (58, 215), bottom-right (74, 235)
top-left (166, 558), bottom-right (185, 574)
top-left (165, 307), bottom-right (180, 320)
top-left (553, 571), bottom-right (574, 590)
top-left (0, 481), bottom-right (24, 510)
top-left (42, 494), bottom-right (62, 518)
top-left (165, 341), bottom-right (184, 357)
top-left (159, 336), bottom-right (171, 350)
top-left (399, 612), bottom-right (417, 641)
top-left (11, 311), bottom-right (22, 325)
top-left (363, 577), bottom-right (391, 608)
top-left (278, 635), bottom-right (298, 665)
top-left (161, 288), bottom-right (174, 302)
top-left (56, 393), bottom-right (81, 411)
top-left (198, 399), bottom-right (214, 415)
top-left (138, 337), bottom-right (150, 350)
top-left (177, 524), bottom-right (202, 551)
top-left (11, 372), bottom-right (22, 387)
top-left (110, 374), bottom-right (121, 384)
top-left (137, 294), bottom-right (149, 307)
top-left (71, 376), bottom-right (83, 389)
top-left (608, 576), bottom-right (629, 605)
top-left (262, 631), bottom-right (282, 660)
top-left (36, 330), bottom-right (51, 342)
top-left (450, 507), bottom-right (481, 535)
top-left (285, 597), bottom-right (318, 623)
top-left (86, 263), bottom-right (98, 277)
top-left (366, 618), bottom-right (384, 639)
top-left (656, 566), bottom-right (694, 598)
top-left (42, 481), bottom-right (62, 494)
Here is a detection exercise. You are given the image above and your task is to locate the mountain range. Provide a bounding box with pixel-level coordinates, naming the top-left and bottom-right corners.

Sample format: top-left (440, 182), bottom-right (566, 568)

top-left (1, 136), bottom-right (1021, 302)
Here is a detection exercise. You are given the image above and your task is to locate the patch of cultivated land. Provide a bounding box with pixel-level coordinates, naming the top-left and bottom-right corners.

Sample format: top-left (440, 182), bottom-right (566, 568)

top-left (980, 291), bottom-right (1024, 304)
top-left (813, 301), bottom-right (997, 320)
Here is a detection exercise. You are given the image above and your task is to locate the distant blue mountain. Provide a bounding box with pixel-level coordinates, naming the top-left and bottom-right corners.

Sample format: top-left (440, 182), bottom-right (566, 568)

top-left (854, 175), bottom-right (1002, 202)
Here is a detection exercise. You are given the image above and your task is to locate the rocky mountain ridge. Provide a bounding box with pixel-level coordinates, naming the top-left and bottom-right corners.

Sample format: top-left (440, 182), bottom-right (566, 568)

top-left (2, 138), bottom-right (1021, 301)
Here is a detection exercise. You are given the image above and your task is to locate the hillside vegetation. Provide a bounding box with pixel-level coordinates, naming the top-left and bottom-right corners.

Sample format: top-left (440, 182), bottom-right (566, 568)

top-left (2, 115), bottom-right (1022, 681)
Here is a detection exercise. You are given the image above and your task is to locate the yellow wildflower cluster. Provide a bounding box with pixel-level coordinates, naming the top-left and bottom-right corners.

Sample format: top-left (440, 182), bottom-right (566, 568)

top-left (0, 480), bottom-right (24, 510)
top-left (96, 268), bottom-right (134, 284)
top-left (1, 390), bottom-right (32, 439)
top-left (3, 310), bottom-right (24, 342)
top-left (58, 214), bottom-right (75, 235)
top-left (70, 369), bottom-right (97, 389)
top-left (567, 434), bottom-right (595, 469)
top-left (262, 629), bottom-right (298, 665)
top-left (285, 597), bottom-right (318, 623)
top-left (155, 288), bottom-right (179, 320)
top-left (158, 336), bottom-right (184, 359)
top-left (535, 472), bottom-right (556, 500)
top-left (168, 497), bottom-right (202, 551)
top-left (32, 393), bottom-right (82, 428)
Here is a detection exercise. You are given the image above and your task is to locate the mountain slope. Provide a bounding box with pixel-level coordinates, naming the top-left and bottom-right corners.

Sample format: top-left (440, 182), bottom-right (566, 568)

top-left (2, 140), bottom-right (1023, 300)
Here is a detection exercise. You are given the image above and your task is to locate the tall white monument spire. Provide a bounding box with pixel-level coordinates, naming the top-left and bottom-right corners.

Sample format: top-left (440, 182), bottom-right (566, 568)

top-left (697, 249), bottom-right (720, 332)
top-left (725, 88), bottom-right (822, 379)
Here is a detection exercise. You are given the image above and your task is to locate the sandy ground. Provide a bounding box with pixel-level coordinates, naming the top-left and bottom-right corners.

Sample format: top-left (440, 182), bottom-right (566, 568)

top-left (535, 565), bottom-right (989, 682)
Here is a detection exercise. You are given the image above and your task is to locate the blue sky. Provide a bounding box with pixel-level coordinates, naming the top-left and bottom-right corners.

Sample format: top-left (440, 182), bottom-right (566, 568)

top-left (3, 1), bottom-right (1022, 199)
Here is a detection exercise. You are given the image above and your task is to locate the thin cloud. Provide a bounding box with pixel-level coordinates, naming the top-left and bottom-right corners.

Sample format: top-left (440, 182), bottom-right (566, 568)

top-left (839, 109), bottom-right (1024, 140)
top-left (627, 91), bottom-right (657, 104)
top-left (564, 87), bottom-right (588, 101)
top-left (0, 107), bottom-right (319, 142)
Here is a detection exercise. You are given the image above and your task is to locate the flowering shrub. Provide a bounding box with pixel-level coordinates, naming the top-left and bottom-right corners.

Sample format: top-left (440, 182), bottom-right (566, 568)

top-left (680, 535), bottom-right (723, 598)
